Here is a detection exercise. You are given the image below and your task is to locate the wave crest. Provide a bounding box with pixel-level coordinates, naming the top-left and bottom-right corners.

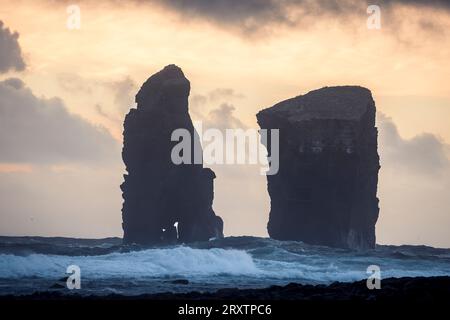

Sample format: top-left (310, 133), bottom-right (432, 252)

top-left (0, 246), bottom-right (259, 279)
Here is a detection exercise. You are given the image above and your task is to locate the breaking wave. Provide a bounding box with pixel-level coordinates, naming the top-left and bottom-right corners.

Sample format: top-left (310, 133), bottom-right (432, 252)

top-left (0, 246), bottom-right (259, 279)
top-left (0, 236), bottom-right (449, 295)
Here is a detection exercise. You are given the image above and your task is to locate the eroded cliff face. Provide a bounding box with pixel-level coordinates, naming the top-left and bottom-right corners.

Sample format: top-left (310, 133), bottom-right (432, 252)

top-left (257, 86), bottom-right (380, 249)
top-left (121, 65), bottom-right (223, 244)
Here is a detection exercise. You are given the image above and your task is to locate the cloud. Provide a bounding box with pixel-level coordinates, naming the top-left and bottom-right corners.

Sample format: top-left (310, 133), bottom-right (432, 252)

top-left (387, 0), bottom-right (450, 10)
top-left (57, 73), bottom-right (93, 94)
top-left (0, 77), bottom-right (122, 237)
top-left (376, 113), bottom-right (450, 246)
top-left (0, 20), bottom-right (26, 73)
top-left (0, 78), bottom-right (119, 164)
top-left (105, 76), bottom-right (137, 115)
top-left (94, 103), bottom-right (117, 122)
top-left (206, 103), bottom-right (247, 130)
top-left (208, 88), bottom-right (245, 102)
top-left (150, 0), bottom-right (353, 34)
top-left (189, 88), bottom-right (246, 129)
top-left (378, 113), bottom-right (450, 175)
top-left (57, 73), bottom-right (137, 120)
top-left (149, 0), bottom-right (450, 35)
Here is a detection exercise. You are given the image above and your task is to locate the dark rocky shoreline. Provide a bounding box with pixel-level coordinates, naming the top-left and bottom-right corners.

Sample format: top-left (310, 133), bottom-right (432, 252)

top-left (2, 276), bottom-right (449, 301)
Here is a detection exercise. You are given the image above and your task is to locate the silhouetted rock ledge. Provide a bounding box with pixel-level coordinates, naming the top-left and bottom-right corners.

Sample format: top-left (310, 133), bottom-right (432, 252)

top-left (257, 86), bottom-right (380, 250)
top-left (121, 65), bottom-right (223, 244)
top-left (2, 277), bottom-right (449, 301)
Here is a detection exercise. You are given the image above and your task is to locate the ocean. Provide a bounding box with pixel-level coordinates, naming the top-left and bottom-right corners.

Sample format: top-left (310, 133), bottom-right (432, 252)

top-left (0, 236), bottom-right (449, 296)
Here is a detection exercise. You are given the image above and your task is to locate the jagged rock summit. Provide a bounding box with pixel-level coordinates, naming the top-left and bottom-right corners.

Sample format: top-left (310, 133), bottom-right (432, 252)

top-left (121, 65), bottom-right (223, 244)
top-left (257, 86), bottom-right (380, 250)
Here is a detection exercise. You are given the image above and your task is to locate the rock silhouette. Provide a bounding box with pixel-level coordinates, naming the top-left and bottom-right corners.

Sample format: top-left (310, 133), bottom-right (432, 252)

top-left (257, 86), bottom-right (380, 249)
top-left (121, 65), bottom-right (223, 244)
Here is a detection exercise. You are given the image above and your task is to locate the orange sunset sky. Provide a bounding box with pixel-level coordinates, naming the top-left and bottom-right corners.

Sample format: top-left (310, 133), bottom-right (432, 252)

top-left (0, 0), bottom-right (449, 247)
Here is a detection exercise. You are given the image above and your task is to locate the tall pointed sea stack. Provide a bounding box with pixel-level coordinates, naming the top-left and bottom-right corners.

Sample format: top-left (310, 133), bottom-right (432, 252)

top-left (257, 86), bottom-right (380, 249)
top-left (121, 65), bottom-right (223, 244)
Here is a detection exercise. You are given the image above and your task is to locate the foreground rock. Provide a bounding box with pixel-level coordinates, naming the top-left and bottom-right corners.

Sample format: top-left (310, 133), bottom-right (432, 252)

top-left (257, 86), bottom-right (380, 249)
top-left (5, 277), bottom-right (449, 302)
top-left (121, 65), bottom-right (223, 244)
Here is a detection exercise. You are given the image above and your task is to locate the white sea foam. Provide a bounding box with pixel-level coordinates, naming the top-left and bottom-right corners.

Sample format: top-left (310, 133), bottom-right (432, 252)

top-left (1, 244), bottom-right (449, 286)
top-left (0, 247), bottom-right (260, 279)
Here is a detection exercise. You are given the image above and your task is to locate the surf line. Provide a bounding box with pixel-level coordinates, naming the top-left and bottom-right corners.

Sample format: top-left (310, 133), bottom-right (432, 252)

top-left (178, 304), bottom-right (213, 318)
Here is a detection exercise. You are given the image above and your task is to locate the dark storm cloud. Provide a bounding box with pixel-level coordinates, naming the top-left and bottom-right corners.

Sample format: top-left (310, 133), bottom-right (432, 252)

top-left (148, 0), bottom-right (450, 34)
top-left (384, 0), bottom-right (450, 10)
top-left (378, 113), bottom-right (450, 175)
top-left (0, 78), bottom-right (119, 164)
top-left (0, 21), bottom-right (26, 73)
top-left (149, 0), bottom-right (358, 33)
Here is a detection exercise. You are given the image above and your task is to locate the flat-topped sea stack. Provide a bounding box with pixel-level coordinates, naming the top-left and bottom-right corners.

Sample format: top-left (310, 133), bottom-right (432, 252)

top-left (121, 65), bottom-right (223, 244)
top-left (257, 86), bottom-right (380, 249)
